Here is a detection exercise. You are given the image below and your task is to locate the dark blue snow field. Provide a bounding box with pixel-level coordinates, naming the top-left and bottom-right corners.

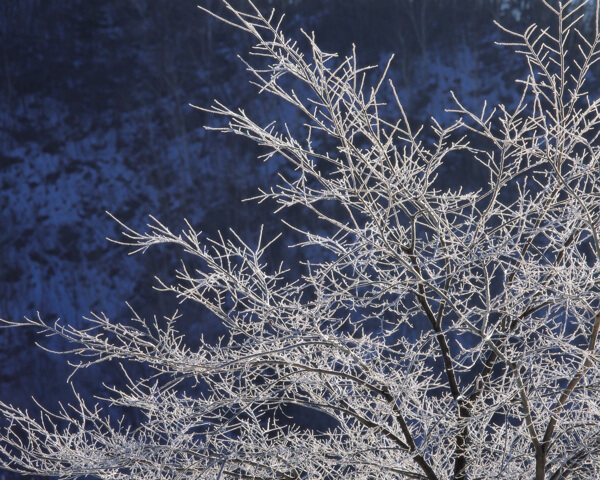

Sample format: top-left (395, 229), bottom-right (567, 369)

top-left (0, 2), bottom-right (590, 478)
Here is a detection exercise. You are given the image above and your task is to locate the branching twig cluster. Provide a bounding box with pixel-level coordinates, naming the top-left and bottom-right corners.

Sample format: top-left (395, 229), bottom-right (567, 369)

top-left (2, 1), bottom-right (600, 478)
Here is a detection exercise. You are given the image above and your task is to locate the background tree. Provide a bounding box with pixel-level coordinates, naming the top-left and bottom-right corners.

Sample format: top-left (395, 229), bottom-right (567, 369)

top-left (2, 0), bottom-right (600, 479)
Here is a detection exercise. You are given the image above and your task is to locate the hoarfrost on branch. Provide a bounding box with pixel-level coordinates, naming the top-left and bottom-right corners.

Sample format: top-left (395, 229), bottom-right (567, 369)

top-left (2, 1), bottom-right (600, 479)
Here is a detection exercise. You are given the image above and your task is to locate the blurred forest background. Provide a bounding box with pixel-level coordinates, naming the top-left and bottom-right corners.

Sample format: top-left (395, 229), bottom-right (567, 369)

top-left (0, 1), bottom-right (597, 477)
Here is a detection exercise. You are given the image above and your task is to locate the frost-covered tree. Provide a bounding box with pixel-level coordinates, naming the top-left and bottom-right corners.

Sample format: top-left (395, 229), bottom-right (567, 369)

top-left (3, 1), bottom-right (600, 478)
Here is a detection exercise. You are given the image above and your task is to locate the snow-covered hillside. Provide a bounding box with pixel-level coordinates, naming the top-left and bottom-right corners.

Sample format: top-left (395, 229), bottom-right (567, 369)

top-left (1, 3), bottom-right (592, 477)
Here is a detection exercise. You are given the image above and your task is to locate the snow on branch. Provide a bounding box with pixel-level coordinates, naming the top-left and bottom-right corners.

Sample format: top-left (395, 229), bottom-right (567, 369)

top-left (2, 1), bottom-right (600, 479)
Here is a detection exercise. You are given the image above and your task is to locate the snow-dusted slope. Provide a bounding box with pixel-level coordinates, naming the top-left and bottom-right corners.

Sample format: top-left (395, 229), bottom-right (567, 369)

top-left (1, 2), bottom-right (578, 469)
